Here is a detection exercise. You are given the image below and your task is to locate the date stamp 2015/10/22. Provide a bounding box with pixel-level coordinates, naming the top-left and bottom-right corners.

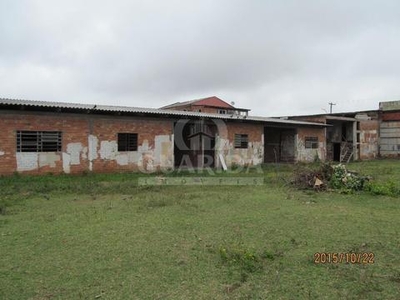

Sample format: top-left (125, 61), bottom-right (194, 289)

top-left (314, 252), bottom-right (375, 264)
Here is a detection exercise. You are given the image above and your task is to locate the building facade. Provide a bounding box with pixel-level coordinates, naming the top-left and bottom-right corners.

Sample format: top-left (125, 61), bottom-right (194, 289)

top-left (288, 111), bottom-right (380, 162)
top-left (0, 98), bottom-right (326, 175)
top-left (2, 97), bottom-right (397, 176)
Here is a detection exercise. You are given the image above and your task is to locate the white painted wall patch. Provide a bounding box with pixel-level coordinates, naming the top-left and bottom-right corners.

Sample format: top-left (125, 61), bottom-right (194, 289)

top-left (16, 153), bottom-right (38, 172)
top-left (99, 140), bottom-right (118, 160)
top-left (38, 153), bottom-right (60, 168)
top-left (66, 142), bottom-right (83, 165)
top-left (62, 152), bottom-right (71, 173)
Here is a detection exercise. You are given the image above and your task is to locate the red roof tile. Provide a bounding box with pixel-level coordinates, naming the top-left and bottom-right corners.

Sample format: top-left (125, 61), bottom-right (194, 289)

top-left (160, 96), bottom-right (235, 109)
top-left (191, 96), bottom-right (234, 109)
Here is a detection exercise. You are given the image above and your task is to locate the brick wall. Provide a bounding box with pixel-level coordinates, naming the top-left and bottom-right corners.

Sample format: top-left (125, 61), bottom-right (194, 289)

top-left (0, 109), bottom-right (334, 175)
top-left (0, 110), bottom-right (174, 175)
top-left (0, 111), bottom-right (87, 175)
top-left (359, 120), bottom-right (379, 160)
top-left (382, 111), bottom-right (400, 121)
top-left (217, 122), bottom-right (264, 166)
top-left (226, 122), bottom-right (264, 144)
top-left (91, 116), bottom-right (173, 173)
top-left (296, 127), bottom-right (326, 162)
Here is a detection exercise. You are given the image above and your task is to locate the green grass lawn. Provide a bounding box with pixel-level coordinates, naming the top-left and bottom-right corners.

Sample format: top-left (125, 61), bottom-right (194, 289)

top-left (1, 160), bottom-right (400, 299)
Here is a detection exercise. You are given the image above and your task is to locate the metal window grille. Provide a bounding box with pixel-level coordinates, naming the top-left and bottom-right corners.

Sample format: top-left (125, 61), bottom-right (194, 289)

top-left (118, 133), bottom-right (138, 151)
top-left (17, 131), bottom-right (62, 152)
top-left (305, 137), bottom-right (318, 149)
top-left (234, 134), bottom-right (248, 148)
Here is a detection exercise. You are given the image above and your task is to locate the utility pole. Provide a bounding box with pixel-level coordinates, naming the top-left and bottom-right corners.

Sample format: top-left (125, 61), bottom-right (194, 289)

top-left (328, 102), bottom-right (336, 114)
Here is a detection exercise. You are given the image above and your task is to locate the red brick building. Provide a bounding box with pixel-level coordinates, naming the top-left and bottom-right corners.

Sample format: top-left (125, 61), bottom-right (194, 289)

top-left (0, 98), bottom-right (327, 175)
top-left (160, 96), bottom-right (250, 116)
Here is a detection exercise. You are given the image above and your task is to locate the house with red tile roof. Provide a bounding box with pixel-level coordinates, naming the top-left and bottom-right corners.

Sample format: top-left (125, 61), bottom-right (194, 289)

top-left (160, 96), bottom-right (250, 116)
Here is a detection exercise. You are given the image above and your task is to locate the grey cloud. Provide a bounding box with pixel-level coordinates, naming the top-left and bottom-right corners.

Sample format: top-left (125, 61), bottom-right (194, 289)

top-left (1, 0), bottom-right (400, 115)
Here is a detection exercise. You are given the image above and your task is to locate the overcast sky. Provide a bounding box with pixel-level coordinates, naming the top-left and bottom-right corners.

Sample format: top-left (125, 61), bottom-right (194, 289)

top-left (1, 1), bottom-right (399, 116)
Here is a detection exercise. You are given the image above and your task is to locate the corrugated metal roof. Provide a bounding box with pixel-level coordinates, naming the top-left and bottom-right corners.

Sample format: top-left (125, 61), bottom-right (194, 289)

top-left (159, 98), bottom-right (199, 109)
top-left (0, 97), bottom-right (96, 110)
top-left (283, 109), bottom-right (378, 119)
top-left (0, 98), bottom-right (327, 127)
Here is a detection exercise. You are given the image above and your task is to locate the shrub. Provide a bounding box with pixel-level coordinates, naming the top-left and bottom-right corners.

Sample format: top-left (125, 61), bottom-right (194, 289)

top-left (365, 181), bottom-right (400, 197)
top-left (330, 164), bottom-right (368, 192)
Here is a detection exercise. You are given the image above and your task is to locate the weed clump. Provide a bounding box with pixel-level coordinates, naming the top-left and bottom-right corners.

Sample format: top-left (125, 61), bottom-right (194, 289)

top-left (365, 180), bottom-right (400, 197)
top-left (0, 203), bottom-right (7, 215)
top-left (219, 245), bottom-right (263, 274)
top-left (217, 241), bottom-right (277, 286)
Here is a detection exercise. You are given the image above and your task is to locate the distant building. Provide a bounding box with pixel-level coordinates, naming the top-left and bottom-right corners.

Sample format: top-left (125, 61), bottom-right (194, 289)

top-left (379, 100), bottom-right (400, 157)
top-left (287, 111), bottom-right (379, 162)
top-left (160, 96), bottom-right (250, 116)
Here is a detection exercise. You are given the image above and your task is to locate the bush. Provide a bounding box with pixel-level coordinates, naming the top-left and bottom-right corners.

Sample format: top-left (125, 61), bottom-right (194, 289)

top-left (330, 164), bottom-right (368, 192)
top-left (365, 181), bottom-right (400, 197)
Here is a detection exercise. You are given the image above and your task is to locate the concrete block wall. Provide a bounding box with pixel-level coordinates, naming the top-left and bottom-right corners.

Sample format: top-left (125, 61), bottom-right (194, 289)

top-left (380, 120), bottom-right (400, 157)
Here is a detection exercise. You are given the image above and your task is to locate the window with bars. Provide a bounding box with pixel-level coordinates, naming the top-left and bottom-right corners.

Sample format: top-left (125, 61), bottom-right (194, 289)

top-left (234, 134), bottom-right (248, 148)
top-left (118, 133), bottom-right (138, 151)
top-left (17, 131), bottom-right (62, 152)
top-left (305, 136), bottom-right (319, 149)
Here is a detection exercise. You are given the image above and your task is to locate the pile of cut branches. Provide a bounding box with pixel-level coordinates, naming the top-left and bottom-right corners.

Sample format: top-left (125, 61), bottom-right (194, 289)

top-left (292, 163), bottom-right (333, 191)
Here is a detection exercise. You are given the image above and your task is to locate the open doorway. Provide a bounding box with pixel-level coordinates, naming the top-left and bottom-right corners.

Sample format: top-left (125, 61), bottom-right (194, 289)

top-left (173, 120), bottom-right (217, 168)
top-left (333, 143), bottom-right (341, 161)
top-left (326, 119), bottom-right (356, 162)
top-left (264, 127), bottom-right (296, 163)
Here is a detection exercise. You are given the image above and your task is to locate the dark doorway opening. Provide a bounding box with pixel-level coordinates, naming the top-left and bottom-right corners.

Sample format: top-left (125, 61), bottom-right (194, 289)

top-left (173, 120), bottom-right (216, 168)
top-left (173, 121), bottom-right (191, 168)
top-left (333, 143), bottom-right (341, 161)
top-left (341, 123), bottom-right (347, 141)
top-left (264, 127), bottom-right (296, 163)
